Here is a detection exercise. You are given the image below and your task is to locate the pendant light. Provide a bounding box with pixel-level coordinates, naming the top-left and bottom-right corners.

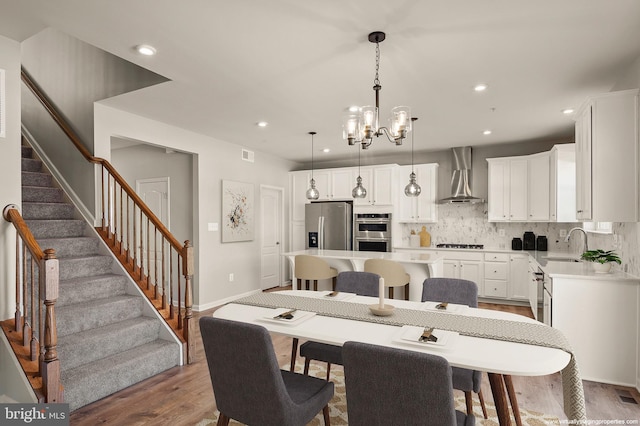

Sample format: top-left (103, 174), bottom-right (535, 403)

top-left (352, 148), bottom-right (367, 198)
top-left (404, 117), bottom-right (421, 197)
top-left (305, 131), bottom-right (320, 200)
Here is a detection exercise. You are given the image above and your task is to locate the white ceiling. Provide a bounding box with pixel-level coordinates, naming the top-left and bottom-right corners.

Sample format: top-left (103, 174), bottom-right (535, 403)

top-left (2, 1), bottom-right (640, 164)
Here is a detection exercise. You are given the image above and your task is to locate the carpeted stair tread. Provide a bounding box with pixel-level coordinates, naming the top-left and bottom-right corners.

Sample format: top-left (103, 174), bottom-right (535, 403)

top-left (22, 171), bottom-right (52, 187)
top-left (35, 237), bottom-right (100, 258)
top-left (56, 295), bottom-right (144, 338)
top-left (22, 202), bottom-right (75, 220)
top-left (57, 254), bottom-right (114, 280)
top-left (61, 340), bottom-right (180, 411)
top-left (19, 139), bottom-right (182, 411)
top-left (21, 145), bottom-right (33, 158)
top-left (57, 316), bottom-right (162, 371)
top-left (21, 158), bottom-right (42, 173)
top-left (57, 274), bottom-right (127, 307)
top-left (25, 219), bottom-right (86, 238)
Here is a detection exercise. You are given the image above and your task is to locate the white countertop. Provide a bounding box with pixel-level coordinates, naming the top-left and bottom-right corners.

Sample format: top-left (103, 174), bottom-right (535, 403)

top-left (394, 246), bottom-right (639, 281)
top-left (283, 249), bottom-right (444, 264)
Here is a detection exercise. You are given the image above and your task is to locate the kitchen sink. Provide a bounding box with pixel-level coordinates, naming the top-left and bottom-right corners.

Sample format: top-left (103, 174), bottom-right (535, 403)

top-left (542, 254), bottom-right (581, 262)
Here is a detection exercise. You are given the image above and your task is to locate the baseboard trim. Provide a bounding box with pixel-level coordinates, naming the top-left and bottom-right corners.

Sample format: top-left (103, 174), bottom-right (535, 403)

top-left (193, 289), bottom-right (262, 312)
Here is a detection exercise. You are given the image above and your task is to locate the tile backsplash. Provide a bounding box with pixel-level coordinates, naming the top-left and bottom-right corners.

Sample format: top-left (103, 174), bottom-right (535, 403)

top-left (399, 203), bottom-right (639, 278)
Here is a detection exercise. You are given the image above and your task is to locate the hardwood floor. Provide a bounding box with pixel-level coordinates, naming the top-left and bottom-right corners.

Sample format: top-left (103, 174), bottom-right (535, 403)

top-left (69, 290), bottom-right (640, 424)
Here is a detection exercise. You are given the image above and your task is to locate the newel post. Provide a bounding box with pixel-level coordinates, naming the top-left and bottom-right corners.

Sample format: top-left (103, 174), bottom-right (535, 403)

top-left (182, 240), bottom-right (195, 364)
top-left (41, 249), bottom-right (63, 403)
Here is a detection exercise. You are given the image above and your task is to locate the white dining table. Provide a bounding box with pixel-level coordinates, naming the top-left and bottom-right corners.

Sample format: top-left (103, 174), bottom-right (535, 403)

top-left (213, 290), bottom-right (575, 426)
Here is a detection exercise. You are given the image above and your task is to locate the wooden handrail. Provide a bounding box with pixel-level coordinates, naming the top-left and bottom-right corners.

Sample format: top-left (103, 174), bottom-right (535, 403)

top-left (21, 68), bottom-right (184, 253)
top-left (3, 204), bottom-right (44, 260)
top-left (21, 67), bottom-right (195, 363)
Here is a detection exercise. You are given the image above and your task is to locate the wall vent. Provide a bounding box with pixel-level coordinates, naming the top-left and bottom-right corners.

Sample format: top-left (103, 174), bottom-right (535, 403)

top-left (242, 148), bottom-right (254, 163)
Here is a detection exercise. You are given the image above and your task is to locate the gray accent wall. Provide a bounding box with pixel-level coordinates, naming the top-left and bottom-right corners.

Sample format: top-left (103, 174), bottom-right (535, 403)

top-left (20, 28), bottom-right (168, 216)
top-left (110, 140), bottom-right (194, 250)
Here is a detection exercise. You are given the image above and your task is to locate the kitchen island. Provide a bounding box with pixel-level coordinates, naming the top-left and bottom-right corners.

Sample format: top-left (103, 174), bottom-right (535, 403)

top-left (282, 249), bottom-right (444, 302)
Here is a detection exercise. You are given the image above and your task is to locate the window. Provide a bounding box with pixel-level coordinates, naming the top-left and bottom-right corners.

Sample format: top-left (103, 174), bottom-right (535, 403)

top-left (582, 221), bottom-right (613, 234)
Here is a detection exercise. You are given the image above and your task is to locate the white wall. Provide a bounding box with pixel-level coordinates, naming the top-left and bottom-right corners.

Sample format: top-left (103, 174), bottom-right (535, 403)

top-left (0, 35), bottom-right (21, 320)
top-left (94, 103), bottom-right (296, 310)
top-left (0, 34), bottom-right (37, 403)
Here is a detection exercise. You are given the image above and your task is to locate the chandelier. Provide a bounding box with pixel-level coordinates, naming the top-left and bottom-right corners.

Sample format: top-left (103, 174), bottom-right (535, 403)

top-left (343, 31), bottom-right (412, 149)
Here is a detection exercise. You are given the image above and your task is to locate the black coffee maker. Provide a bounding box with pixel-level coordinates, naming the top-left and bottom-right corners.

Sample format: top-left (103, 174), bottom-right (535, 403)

top-left (523, 232), bottom-right (536, 250)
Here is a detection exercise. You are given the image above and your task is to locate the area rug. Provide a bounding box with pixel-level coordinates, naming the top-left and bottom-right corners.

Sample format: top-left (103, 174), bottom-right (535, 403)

top-left (196, 362), bottom-right (561, 425)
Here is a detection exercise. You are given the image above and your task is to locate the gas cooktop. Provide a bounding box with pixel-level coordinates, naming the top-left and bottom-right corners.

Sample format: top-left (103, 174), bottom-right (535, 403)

top-left (436, 243), bottom-right (484, 250)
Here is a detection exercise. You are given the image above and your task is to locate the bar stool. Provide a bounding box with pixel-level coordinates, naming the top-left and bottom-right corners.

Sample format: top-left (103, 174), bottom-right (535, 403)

top-left (294, 255), bottom-right (338, 291)
top-left (364, 258), bottom-right (410, 300)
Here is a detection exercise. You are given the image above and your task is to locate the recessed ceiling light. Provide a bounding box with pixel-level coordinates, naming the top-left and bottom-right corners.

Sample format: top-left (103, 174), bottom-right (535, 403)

top-left (256, 121), bottom-right (268, 128)
top-left (483, 130), bottom-right (492, 135)
top-left (135, 44), bottom-right (157, 56)
top-left (474, 83), bottom-right (488, 92)
top-left (322, 148), bottom-right (331, 153)
top-left (562, 108), bottom-right (575, 115)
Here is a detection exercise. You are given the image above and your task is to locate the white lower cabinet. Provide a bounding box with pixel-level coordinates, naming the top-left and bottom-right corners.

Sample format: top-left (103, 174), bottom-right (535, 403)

top-left (440, 252), bottom-right (484, 296)
top-left (484, 252), bottom-right (509, 299)
top-left (394, 249), bottom-right (538, 303)
top-left (508, 254), bottom-right (529, 301)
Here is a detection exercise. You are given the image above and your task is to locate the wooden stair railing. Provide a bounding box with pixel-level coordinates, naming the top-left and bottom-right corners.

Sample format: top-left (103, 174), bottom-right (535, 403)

top-left (21, 67), bottom-right (195, 363)
top-left (2, 204), bottom-right (63, 403)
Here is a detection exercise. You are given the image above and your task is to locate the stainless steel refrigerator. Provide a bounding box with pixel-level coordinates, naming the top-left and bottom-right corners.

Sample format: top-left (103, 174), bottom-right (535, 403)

top-left (305, 201), bottom-right (353, 250)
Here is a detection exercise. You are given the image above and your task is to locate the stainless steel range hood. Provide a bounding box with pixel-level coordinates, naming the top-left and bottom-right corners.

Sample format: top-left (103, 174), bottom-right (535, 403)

top-left (437, 146), bottom-right (485, 204)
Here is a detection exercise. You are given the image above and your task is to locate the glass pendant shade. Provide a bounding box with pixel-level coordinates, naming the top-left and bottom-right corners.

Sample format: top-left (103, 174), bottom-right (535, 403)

top-left (390, 106), bottom-right (411, 138)
top-left (306, 131), bottom-right (320, 200)
top-left (352, 175), bottom-right (367, 198)
top-left (342, 113), bottom-right (362, 145)
top-left (404, 172), bottom-right (421, 197)
top-left (306, 178), bottom-right (320, 200)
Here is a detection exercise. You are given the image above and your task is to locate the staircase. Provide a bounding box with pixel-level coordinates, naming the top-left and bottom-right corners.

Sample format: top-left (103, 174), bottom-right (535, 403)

top-left (20, 143), bottom-right (180, 410)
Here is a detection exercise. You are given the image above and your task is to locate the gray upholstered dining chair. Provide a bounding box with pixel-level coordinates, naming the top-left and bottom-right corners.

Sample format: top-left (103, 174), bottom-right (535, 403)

top-left (342, 341), bottom-right (475, 426)
top-left (295, 271), bottom-right (380, 380)
top-left (199, 316), bottom-right (334, 426)
top-left (421, 277), bottom-right (488, 419)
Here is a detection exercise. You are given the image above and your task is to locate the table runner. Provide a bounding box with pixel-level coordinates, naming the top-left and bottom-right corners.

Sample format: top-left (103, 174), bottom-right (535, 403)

top-left (233, 292), bottom-right (586, 422)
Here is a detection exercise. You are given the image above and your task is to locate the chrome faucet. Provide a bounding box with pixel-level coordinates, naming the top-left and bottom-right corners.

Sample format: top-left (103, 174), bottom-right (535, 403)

top-left (565, 227), bottom-right (588, 253)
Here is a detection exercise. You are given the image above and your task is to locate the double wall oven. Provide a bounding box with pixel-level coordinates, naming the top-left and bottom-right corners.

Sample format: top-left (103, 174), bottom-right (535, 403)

top-left (354, 213), bottom-right (392, 252)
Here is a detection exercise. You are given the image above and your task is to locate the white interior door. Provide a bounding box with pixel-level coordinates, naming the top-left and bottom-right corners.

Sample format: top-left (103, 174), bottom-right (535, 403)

top-left (260, 185), bottom-right (284, 290)
top-left (136, 177), bottom-right (170, 285)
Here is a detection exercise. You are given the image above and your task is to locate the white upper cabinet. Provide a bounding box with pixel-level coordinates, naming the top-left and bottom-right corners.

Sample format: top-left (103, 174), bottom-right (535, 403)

top-left (397, 163), bottom-right (439, 222)
top-left (487, 158), bottom-right (509, 221)
top-left (311, 170), bottom-right (331, 200)
top-left (354, 165), bottom-right (397, 206)
top-left (549, 144), bottom-right (576, 222)
top-left (330, 168), bottom-right (354, 200)
top-left (574, 89), bottom-right (640, 222)
top-left (488, 147), bottom-right (570, 222)
top-left (487, 157), bottom-right (528, 221)
top-left (527, 152), bottom-right (550, 221)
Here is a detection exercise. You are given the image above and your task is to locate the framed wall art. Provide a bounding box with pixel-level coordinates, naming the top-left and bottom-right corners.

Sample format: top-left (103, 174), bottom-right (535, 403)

top-left (222, 180), bottom-right (254, 242)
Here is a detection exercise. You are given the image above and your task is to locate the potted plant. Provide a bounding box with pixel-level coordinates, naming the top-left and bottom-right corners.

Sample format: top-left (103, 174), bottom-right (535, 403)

top-left (580, 249), bottom-right (622, 273)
